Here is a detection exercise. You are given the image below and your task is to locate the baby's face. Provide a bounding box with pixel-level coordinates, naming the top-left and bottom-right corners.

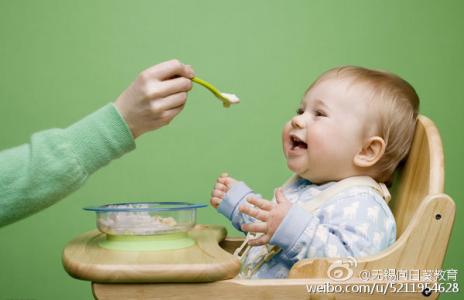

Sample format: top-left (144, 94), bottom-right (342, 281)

top-left (282, 76), bottom-right (375, 183)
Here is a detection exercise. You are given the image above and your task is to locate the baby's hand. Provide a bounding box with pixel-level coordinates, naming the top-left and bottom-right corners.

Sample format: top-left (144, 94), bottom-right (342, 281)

top-left (114, 59), bottom-right (195, 139)
top-left (210, 173), bottom-right (237, 209)
top-left (239, 188), bottom-right (292, 246)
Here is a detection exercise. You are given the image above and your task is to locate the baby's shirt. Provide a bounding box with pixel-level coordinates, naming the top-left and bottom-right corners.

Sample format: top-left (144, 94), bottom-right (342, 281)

top-left (218, 177), bottom-right (396, 279)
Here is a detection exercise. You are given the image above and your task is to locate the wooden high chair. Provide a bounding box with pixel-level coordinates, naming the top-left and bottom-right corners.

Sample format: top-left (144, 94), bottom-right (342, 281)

top-left (87, 115), bottom-right (455, 299)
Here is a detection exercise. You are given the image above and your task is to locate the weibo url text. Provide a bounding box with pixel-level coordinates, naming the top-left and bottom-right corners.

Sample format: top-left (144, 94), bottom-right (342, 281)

top-left (306, 282), bottom-right (460, 295)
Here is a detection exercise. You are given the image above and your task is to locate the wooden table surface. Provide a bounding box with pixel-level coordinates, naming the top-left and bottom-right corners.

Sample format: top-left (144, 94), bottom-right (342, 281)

top-left (62, 224), bottom-right (240, 283)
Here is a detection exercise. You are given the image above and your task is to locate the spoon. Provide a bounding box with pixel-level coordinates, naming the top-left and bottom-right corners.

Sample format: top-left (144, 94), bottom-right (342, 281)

top-left (192, 77), bottom-right (240, 108)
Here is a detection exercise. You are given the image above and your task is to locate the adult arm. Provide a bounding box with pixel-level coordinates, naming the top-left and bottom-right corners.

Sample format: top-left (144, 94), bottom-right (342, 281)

top-left (0, 59), bottom-right (195, 227)
top-left (0, 104), bottom-right (134, 227)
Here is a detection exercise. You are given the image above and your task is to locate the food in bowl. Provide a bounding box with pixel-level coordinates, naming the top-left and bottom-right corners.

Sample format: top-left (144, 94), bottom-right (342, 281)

top-left (84, 202), bottom-right (207, 236)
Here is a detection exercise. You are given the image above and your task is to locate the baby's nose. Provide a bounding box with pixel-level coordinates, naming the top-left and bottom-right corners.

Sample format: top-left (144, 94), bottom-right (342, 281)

top-left (291, 115), bottom-right (305, 129)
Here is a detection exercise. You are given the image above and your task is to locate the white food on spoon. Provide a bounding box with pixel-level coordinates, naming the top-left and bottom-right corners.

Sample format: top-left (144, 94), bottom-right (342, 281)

top-left (220, 92), bottom-right (240, 104)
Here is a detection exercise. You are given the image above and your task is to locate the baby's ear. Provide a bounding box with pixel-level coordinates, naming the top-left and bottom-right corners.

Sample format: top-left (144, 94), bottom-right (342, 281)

top-left (353, 136), bottom-right (386, 168)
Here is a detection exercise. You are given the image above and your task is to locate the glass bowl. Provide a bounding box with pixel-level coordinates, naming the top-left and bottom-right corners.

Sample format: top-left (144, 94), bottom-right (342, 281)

top-left (84, 202), bottom-right (207, 236)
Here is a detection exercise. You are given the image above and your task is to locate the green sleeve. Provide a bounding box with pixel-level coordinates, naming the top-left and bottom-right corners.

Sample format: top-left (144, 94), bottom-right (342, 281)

top-left (0, 103), bottom-right (135, 227)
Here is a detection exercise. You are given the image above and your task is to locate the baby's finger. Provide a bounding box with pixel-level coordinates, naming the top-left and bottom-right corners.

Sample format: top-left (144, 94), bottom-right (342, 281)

top-left (241, 222), bottom-right (267, 234)
top-left (220, 172), bottom-right (229, 178)
top-left (218, 176), bottom-right (229, 185)
top-left (214, 182), bottom-right (227, 192)
top-left (239, 204), bottom-right (269, 221)
top-left (211, 189), bottom-right (225, 199)
top-left (210, 197), bottom-right (222, 208)
top-left (274, 188), bottom-right (289, 204)
top-left (247, 196), bottom-right (273, 211)
top-left (248, 234), bottom-right (270, 246)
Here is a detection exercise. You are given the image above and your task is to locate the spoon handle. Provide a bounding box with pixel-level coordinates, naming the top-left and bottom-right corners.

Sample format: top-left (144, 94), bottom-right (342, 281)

top-left (192, 77), bottom-right (230, 107)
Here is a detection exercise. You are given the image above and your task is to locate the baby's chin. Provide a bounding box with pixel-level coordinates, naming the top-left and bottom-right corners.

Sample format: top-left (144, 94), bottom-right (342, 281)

top-left (286, 161), bottom-right (326, 183)
top-left (286, 161), bottom-right (310, 179)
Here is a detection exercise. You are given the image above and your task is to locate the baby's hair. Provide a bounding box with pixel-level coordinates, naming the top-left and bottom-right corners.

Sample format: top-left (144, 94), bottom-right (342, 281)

top-left (309, 66), bottom-right (420, 183)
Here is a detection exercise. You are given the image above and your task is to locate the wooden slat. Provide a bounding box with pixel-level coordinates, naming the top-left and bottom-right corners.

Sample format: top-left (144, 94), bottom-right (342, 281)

top-left (92, 279), bottom-right (435, 300)
top-left (390, 115), bottom-right (444, 236)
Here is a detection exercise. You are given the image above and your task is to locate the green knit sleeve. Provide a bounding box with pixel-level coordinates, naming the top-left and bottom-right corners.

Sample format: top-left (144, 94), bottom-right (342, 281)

top-left (0, 103), bottom-right (135, 227)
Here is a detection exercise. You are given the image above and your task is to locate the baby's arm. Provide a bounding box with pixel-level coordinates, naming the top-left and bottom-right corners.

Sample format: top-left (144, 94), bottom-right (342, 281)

top-left (210, 173), bottom-right (260, 232)
top-left (269, 190), bottom-right (396, 264)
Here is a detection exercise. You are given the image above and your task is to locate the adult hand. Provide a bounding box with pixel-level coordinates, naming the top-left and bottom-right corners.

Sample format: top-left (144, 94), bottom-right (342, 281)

top-left (239, 188), bottom-right (292, 246)
top-left (114, 59), bottom-right (195, 139)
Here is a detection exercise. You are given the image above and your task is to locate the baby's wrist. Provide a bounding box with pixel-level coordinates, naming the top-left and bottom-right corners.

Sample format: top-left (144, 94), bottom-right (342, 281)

top-left (269, 205), bottom-right (316, 251)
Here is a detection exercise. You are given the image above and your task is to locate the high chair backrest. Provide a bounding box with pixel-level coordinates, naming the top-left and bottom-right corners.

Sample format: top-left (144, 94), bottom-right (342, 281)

top-left (389, 115), bottom-right (444, 236)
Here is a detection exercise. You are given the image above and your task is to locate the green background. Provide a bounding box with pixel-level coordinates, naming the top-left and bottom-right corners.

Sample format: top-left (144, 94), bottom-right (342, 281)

top-left (0, 0), bottom-right (462, 299)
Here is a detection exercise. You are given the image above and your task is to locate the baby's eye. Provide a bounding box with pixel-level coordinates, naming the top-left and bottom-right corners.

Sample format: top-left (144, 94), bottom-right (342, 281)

top-left (296, 108), bottom-right (305, 115)
top-left (314, 110), bottom-right (327, 118)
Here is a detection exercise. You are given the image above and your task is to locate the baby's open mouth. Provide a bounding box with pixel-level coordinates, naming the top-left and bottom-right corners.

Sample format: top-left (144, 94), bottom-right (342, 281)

top-left (290, 135), bottom-right (307, 150)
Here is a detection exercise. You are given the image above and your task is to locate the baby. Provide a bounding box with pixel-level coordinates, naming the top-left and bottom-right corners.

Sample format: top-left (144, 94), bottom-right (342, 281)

top-left (210, 66), bottom-right (419, 279)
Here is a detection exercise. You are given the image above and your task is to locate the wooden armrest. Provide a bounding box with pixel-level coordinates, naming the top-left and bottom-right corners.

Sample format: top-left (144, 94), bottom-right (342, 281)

top-left (219, 237), bottom-right (245, 254)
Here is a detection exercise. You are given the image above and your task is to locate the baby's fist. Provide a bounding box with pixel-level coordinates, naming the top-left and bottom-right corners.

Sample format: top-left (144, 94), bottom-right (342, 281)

top-left (210, 173), bottom-right (237, 209)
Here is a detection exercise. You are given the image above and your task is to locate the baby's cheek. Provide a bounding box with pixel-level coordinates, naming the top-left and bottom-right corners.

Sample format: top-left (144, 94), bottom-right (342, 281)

top-left (307, 128), bottom-right (329, 153)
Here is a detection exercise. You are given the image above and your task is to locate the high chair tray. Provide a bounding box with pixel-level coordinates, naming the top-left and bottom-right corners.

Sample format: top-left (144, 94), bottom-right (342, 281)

top-left (62, 224), bottom-right (240, 283)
